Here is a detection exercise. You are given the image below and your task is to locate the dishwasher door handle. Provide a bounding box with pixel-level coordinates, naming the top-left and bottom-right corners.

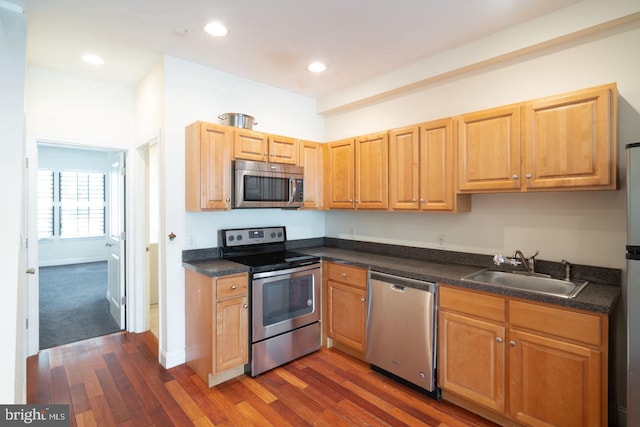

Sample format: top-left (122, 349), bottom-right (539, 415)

top-left (391, 284), bottom-right (406, 292)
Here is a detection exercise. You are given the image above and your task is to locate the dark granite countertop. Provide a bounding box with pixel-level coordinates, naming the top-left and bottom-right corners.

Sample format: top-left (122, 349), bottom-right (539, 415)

top-left (182, 243), bottom-right (620, 315)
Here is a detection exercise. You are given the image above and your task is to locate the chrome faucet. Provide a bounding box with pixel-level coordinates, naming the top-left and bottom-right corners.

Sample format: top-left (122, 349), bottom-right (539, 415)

top-left (493, 250), bottom-right (539, 274)
top-left (513, 250), bottom-right (538, 273)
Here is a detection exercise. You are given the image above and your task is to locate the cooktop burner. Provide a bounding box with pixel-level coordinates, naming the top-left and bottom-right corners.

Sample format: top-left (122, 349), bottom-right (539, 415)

top-left (219, 226), bottom-right (319, 272)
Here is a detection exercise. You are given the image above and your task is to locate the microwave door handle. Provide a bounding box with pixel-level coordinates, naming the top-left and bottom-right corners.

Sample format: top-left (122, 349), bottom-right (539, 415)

top-left (289, 177), bottom-right (296, 203)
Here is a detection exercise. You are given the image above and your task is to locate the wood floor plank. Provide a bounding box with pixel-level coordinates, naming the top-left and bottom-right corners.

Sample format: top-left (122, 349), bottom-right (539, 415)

top-left (74, 410), bottom-right (97, 427)
top-left (236, 374), bottom-right (278, 404)
top-left (28, 331), bottom-right (498, 427)
top-left (273, 366), bottom-right (309, 389)
top-left (94, 367), bottom-right (131, 424)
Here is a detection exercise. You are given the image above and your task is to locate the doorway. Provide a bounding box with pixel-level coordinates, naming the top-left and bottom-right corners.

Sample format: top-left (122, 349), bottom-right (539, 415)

top-left (33, 143), bottom-right (127, 350)
top-left (142, 137), bottom-right (160, 338)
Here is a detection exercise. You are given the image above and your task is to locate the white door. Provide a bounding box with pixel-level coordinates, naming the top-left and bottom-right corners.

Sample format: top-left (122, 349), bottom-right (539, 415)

top-left (25, 143), bottom-right (39, 356)
top-left (108, 151), bottom-right (126, 329)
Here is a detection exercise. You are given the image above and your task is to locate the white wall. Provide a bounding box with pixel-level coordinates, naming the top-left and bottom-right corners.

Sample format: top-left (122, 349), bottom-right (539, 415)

top-left (151, 56), bottom-right (326, 367)
top-left (0, 3), bottom-right (26, 404)
top-left (37, 145), bottom-right (111, 266)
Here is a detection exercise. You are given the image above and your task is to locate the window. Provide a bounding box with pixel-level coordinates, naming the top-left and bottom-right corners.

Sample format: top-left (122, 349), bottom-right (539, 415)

top-left (37, 169), bottom-right (106, 239)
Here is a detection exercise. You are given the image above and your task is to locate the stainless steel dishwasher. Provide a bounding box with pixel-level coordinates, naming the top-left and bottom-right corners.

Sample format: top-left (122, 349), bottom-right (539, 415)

top-left (365, 271), bottom-right (438, 397)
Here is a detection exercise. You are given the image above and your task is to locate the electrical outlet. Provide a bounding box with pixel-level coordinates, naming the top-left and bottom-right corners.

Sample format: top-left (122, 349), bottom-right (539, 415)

top-left (436, 234), bottom-right (446, 249)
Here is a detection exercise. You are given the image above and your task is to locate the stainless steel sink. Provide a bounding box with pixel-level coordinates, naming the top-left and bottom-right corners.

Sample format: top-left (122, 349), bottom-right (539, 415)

top-left (461, 269), bottom-right (589, 299)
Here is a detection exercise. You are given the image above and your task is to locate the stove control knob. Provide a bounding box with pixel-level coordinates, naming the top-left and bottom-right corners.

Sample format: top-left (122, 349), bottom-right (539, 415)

top-left (278, 232), bottom-right (283, 237)
top-left (228, 235), bottom-right (235, 241)
top-left (271, 232), bottom-right (276, 238)
top-left (236, 235), bottom-right (243, 241)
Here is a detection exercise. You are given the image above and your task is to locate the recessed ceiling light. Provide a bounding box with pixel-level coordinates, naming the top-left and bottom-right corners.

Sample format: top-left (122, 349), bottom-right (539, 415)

top-left (307, 61), bottom-right (327, 73)
top-left (81, 54), bottom-right (104, 65)
top-left (174, 27), bottom-right (188, 36)
top-left (203, 21), bottom-right (229, 37)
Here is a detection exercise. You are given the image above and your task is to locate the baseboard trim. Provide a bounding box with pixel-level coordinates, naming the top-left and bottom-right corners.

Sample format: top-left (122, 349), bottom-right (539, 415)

top-left (161, 348), bottom-right (186, 369)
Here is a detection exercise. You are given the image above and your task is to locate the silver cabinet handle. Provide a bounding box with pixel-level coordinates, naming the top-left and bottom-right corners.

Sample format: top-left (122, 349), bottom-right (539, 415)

top-left (243, 304), bottom-right (248, 309)
top-left (412, 198), bottom-right (417, 202)
top-left (509, 340), bottom-right (516, 346)
top-left (525, 173), bottom-right (532, 179)
top-left (231, 285), bottom-right (237, 290)
top-left (420, 198), bottom-right (425, 203)
top-left (105, 242), bottom-right (113, 247)
top-left (26, 268), bottom-right (36, 275)
top-left (360, 297), bottom-right (366, 302)
top-left (496, 337), bottom-right (503, 343)
top-left (341, 273), bottom-right (347, 278)
top-left (512, 174), bottom-right (519, 180)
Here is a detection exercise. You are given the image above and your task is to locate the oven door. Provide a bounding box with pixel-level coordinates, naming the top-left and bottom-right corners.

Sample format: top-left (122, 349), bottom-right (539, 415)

top-left (252, 263), bottom-right (320, 342)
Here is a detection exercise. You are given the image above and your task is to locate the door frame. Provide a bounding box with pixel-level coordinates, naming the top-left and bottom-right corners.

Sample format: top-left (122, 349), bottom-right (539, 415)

top-left (26, 137), bottom-right (131, 356)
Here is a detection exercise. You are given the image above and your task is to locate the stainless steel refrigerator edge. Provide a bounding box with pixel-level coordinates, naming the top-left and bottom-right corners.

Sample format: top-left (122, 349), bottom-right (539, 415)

top-left (627, 142), bottom-right (640, 426)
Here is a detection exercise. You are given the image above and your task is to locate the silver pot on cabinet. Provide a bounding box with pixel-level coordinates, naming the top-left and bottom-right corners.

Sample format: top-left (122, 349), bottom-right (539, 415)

top-left (218, 112), bottom-right (257, 129)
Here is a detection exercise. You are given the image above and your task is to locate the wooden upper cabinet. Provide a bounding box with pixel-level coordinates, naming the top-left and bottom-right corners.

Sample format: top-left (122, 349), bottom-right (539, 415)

top-left (233, 128), bottom-right (269, 162)
top-left (523, 83), bottom-right (618, 191)
top-left (269, 134), bottom-right (299, 164)
top-left (233, 128), bottom-right (299, 164)
top-left (458, 105), bottom-right (522, 192)
top-left (299, 140), bottom-right (324, 209)
top-left (355, 132), bottom-right (388, 210)
top-left (389, 120), bottom-right (470, 212)
top-left (458, 83), bottom-right (618, 194)
top-left (185, 121), bottom-right (233, 211)
top-left (326, 138), bottom-right (356, 209)
top-left (389, 126), bottom-right (420, 210)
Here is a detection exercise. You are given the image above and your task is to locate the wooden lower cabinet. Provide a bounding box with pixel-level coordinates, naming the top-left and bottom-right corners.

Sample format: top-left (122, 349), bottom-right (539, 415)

top-left (439, 310), bottom-right (506, 413)
top-left (325, 262), bottom-right (368, 357)
top-left (438, 284), bottom-right (607, 427)
top-left (185, 269), bottom-right (248, 387)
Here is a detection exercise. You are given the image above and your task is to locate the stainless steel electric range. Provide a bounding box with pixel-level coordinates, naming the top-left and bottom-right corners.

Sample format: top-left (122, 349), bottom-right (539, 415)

top-left (219, 226), bottom-right (321, 376)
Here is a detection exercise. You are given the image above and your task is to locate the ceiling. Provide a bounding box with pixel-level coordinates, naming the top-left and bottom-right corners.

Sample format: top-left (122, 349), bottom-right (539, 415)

top-left (11, 0), bottom-right (579, 99)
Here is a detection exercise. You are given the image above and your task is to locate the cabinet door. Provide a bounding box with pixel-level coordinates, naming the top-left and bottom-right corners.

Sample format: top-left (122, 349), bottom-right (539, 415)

top-left (389, 126), bottom-right (420, 210)
top-left (269, 134), bottom-right (298, 164)
top-left (327, 139), bottom-right (356, 209)
top-left (299, 140), bottom-right (324, 209)
top-left (438, 310), bottom-right (506, 413)
top-left (419, 118), bottom-right (462, 211)
top-left (216, 296), bottom-right (248, 372)
top-left (233, 128), bottom-right (268, 162)
top-left (523, 84), bottom-right (617, 190)
top-left (458, 105), bottom-right (521, 192)
top-left (508, 329), bottom-right (602, 427)
top-left (356, 132), bottom-right (388, 209)
top-left (327, 280), bottom-right (367, 353)
top-left (185, 122), bottom-right (232, 211)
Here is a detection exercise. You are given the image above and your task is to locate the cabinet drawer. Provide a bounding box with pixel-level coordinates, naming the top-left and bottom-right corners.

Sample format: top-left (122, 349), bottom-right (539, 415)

top-left (216, 274), bottom-right (248, 300)
top-left (326, 263), bottom-right (368, 289)
top-left (439, 285), bottom-right (505, 323)
top-left (509, 300), bottom-right (602, 347)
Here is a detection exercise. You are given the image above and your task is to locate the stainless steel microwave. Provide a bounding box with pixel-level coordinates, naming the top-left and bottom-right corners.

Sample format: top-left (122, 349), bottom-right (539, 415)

top-left (233, 160), bottom-right (304, 208)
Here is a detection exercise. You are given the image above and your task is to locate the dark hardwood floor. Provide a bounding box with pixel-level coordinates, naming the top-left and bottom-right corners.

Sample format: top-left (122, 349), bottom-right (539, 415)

top-left (27, 331), bottom-right (498, 426)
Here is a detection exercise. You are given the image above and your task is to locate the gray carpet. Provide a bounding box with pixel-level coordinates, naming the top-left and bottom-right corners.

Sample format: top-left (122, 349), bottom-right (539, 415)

top-left (39, 261), bottom-right (121, 349)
